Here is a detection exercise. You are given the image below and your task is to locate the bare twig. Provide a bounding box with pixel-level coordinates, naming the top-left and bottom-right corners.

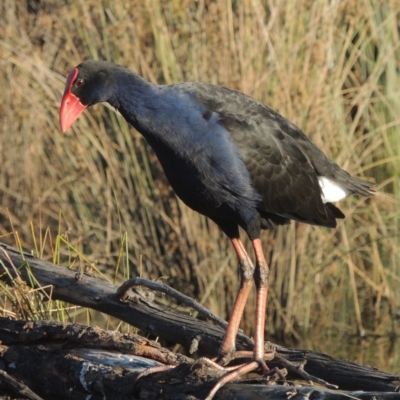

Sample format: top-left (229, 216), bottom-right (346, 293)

top-left (117, 277), bottom-right (229, 329)
top-left (273, 354), bottom-right (338, 390)
top-left (0, 368), bottom-right (44, 400)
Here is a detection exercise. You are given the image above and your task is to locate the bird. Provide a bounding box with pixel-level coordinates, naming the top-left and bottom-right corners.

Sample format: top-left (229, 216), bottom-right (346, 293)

top-left (59, 60), bottom-right (374, 397)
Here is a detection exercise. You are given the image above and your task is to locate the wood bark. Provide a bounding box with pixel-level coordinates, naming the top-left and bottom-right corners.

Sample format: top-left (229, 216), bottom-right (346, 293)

top-left (0, 242), bottom-right (399, 399)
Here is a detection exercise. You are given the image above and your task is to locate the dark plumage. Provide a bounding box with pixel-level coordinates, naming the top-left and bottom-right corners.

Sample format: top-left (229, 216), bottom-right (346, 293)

top-left (59, 60), bottom-right (374, 397)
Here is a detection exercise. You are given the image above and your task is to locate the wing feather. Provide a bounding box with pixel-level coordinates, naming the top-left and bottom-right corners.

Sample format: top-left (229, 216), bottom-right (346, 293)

top-left (177, 81), bottom-right (371, 228)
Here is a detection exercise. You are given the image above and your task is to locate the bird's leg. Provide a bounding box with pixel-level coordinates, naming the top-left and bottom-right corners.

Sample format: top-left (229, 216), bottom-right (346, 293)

top-left (217, 239), bottom-right (271, 365)
top-left (217, 238), bottom-right (255, 365)
top-left (252, 238), bottom-right (270, 363)
top-left (202, 239), bottom-right (274, 400)
top-left (218, 237), bottom-right (271, 366)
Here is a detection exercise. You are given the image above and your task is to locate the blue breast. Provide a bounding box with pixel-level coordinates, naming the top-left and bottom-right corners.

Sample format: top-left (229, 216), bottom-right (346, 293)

top-left (120, 86), bottom-right (262, 226)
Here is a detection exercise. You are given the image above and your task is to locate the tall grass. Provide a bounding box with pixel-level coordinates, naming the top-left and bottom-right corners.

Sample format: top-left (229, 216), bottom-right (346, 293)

top-left (0, 0), bottom-right (399, 353)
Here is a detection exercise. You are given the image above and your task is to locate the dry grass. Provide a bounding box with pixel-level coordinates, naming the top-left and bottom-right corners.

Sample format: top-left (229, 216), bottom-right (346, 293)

top-left (0, 0), bottom-right (399, 365)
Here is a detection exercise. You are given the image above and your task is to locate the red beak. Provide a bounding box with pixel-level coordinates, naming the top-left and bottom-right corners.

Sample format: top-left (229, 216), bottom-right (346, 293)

top-left (59, 68), bottom-right (87, 132)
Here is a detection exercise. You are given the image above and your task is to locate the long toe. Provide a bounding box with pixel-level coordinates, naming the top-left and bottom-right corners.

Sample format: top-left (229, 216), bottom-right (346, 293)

top-left (204, 350), bottom-right (280, 400)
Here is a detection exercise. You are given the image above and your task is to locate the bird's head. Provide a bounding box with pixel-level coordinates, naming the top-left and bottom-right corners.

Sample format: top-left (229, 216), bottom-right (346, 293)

top-left (59, 61), bottom-right (115, 132)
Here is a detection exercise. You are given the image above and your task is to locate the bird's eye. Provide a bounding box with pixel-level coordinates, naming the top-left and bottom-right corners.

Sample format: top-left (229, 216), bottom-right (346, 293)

top-left (75, 78), bottom-right (85, 87)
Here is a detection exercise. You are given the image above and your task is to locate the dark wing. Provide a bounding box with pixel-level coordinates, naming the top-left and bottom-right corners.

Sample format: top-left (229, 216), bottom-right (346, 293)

top-left (183, 82), bottom-right (348, 228)
top-left (220, 111), bottom-right (342, 227)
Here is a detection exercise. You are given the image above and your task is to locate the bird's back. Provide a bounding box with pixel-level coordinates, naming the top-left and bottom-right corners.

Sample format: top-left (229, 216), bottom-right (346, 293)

top-left (172, 82), bottom-right (374, 228)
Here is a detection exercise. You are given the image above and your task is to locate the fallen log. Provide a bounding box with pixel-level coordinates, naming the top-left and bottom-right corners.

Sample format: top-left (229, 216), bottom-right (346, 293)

top-left (0, 319), bottom-right (399, 399)
top-left (0, 242), bottom-right (398, 399)
top-left (0, 319), bottom-right (399, 400)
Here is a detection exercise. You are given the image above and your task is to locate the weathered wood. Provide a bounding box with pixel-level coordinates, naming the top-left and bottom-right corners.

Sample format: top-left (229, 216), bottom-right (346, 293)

top-left (0, 319), bottom-right (191, 366)
top-left (117, 277), bottom-right (230, 330)
top-left (0, 319), bottom-right (399, 400)
top-left (0, 241), bottom-right (399, 399)
top-left (0, 368), bottom-right (44, 400)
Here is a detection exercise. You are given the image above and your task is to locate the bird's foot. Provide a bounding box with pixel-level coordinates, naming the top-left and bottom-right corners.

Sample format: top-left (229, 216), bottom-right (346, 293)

top-left (192, 350), bottom-right (283, 400)
top-left (217, 349), bottom-right (275, 367)
top-left (133, 364), bottom-right (175, 385)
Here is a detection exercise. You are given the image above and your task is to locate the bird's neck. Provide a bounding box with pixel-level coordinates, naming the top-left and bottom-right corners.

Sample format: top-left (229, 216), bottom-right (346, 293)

top-left (108, 72), bottom-right (161, 133)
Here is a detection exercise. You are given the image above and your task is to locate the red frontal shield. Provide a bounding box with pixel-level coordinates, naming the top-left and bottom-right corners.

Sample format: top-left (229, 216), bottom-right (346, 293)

top-left (59, 68), bottom-right (87, 132)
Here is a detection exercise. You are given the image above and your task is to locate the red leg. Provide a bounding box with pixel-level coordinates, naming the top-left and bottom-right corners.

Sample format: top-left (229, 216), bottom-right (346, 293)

top-left (252, 238), bottom-right (269, 360)
top-left (218, 238), bottom-right (255, 364)
top-left (204, 360), bottom-right (259, 400)
top-left (219, 238), bottom-right (269, 362)
top-left (204, 238), bottom-right (272, 399)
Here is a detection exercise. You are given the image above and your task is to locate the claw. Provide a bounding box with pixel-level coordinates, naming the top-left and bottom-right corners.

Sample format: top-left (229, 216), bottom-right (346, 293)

top-left (133, 364), bottom-right (175, 386)
top-left (191, 357), bottom-right (226, 372)
top-left (197, 351), bottom-right (283, 400)
top-left (205, 360), bottom-right (260, 400)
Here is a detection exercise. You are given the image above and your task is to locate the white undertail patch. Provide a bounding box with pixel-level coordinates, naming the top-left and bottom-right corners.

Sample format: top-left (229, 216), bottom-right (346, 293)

top-left (318, 176), bottom-right (350, 203)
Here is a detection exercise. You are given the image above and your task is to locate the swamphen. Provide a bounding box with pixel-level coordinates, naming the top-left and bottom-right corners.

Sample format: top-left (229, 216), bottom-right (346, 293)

top-left (59, 61), bottom-right (374, 397)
